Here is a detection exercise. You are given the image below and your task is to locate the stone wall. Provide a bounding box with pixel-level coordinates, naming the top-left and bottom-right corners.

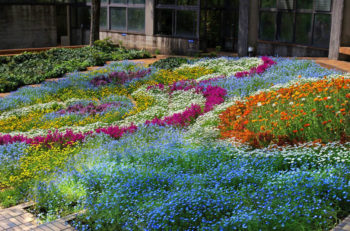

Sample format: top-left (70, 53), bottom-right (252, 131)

top-left (100, 32), bottom-right (199, 55)
top-left (256, 41), bottom-right (329, 57)
top-left (0, 5), bottom-right (57, 49)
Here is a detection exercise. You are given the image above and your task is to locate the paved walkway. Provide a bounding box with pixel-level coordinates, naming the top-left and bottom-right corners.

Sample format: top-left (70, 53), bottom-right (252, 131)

top-left (332, 216), bottom-right (350, 231)
top-left (0, 202), bottom-right (75, 231)
top-left (314, 58), bottom-right (350, 73)
top-left (296, 57), bottom-right (350, 73)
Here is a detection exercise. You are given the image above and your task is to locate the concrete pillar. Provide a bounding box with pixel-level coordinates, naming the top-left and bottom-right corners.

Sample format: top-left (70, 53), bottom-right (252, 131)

top-left (328, 0), bottom-right (344, 60)
top-left (66, 5), bottom-right (71, 46)
top-left (145, 0), bottom-right (154, 36)
top-left (238, 0), bottom-right (250, 56)
top-left (248, 0), bottom-right (259, 50)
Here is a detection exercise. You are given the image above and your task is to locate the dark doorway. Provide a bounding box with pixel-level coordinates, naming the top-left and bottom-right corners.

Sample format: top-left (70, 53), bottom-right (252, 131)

top-left (200, 0), bottom-right (239, 52)
top-left (56, 5), bottom-right (68, 45)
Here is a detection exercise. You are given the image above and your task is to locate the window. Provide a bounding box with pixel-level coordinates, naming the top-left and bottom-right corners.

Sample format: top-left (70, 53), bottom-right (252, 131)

top-left (259, 0), bottom-right (332, 48)
top-left (110, 7), bottom-right (126, 31)
top-left (87, 0), bottom-right (145, 33)
top-left (71, 6), bottom-right (90, 29)
top-left (155, 0), bottom-right (199, 38)
top-left (127, 7), bottom-right (145, 32)
top-left (100, 7), bottom-right (107, 29)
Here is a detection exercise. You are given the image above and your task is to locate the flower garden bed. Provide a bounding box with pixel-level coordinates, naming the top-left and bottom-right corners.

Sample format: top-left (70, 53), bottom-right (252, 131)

top-left (0, 39), bottom-right (151, 93)
top-left (0, 56), bottom-right (350, 230)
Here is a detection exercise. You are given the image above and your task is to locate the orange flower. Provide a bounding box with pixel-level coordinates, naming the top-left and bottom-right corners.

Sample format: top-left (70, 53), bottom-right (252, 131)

top-left (346, 93), bottom-right (350, 99)
top-left (293, 130), bottom-right (298, 133)
top-left (340, 108), bottom-right (346, 112)
top-left (312, 109), bottom-right (316, 112)
top-left (322, 121), bottom-right (328, 125)
top-left (280, 111), bottom-right (287, 116)
top-left (304, 124), bottom-right (310, 128)
top-left (300, 128), bottom-right (304, 131)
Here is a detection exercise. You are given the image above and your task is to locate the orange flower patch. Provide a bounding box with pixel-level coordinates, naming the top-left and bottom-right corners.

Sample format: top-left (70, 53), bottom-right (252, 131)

top-left (219, 77), bottom-right (350, 147)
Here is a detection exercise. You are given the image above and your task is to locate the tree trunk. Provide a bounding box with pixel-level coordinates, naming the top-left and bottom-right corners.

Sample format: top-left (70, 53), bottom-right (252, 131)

top-left (89, 0), bottom-right (101, 46)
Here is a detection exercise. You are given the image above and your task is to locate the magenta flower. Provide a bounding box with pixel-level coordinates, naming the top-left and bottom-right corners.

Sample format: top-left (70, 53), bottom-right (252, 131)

top-left (95, 124), bottom-right (137, 139)
top-left (235, 57), bottom-right (276, 78)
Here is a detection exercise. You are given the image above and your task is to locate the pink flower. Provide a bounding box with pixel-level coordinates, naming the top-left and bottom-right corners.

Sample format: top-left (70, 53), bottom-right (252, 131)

top-left (235, 57), bottom-right (276, 78)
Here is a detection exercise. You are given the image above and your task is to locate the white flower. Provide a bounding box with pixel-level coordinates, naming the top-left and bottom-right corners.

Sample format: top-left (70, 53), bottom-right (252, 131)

top-left (289, 102), bottom-right (294, 105)
top-left (257, 102), bottom-right (262, 107)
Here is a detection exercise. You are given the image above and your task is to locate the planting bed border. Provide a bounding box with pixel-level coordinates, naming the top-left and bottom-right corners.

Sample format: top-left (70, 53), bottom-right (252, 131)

top-left (0, 45), bottom-right (86, 56)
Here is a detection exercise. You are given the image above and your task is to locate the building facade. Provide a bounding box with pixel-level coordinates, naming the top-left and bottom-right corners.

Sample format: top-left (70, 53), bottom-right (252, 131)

top-left (0, 0), bottom-right (90, 49)
top-left (0, 0), bottom-right (349, 59)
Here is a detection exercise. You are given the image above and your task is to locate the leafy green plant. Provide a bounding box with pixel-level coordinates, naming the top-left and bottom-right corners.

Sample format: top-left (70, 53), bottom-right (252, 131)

top-left (151, 57), bottom-right (189, 70)
top-left (0, 41), bottom-right (151, 93)
top-left (93, 37), bottom-right (116, 52)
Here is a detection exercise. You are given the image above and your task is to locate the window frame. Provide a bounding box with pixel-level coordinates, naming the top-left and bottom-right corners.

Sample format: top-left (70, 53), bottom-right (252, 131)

top-left (154, 0), bottom-right (200, 39)
top-left (258, 0), bottom-right (333, 48)
top-left (0, 0), bottom-right (88, 5)
top-left (86, 0), bottom-right (146, 34)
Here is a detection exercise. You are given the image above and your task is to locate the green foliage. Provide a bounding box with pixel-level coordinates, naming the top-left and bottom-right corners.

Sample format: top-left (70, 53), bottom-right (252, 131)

top-left (0, 185), bottom-right (28, 208)
top-left (151, 57), bottom-right (189, 70)
top-left (0, 41), bottom-right (151, 93)
top-left (93, 37), bottom-right (117, 52)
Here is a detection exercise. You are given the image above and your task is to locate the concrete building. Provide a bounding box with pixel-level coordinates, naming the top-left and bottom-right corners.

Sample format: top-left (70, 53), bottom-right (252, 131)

top-left (1, 0), bottom-right (349, 59)
top-left (0, 0), bottom-right (90, 49)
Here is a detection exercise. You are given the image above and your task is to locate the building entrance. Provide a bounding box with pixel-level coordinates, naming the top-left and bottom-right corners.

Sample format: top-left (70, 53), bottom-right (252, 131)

top-left (200, 0), bottom-right (239, 52)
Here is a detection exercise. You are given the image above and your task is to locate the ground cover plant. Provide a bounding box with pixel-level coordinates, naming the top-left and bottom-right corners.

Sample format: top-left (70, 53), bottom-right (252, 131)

top-left (150, 56), bottom-right (191, 70)
top-left (0, 38), bottom-right (151, 93)
top-left (1, 55), bottom-right (350, 231)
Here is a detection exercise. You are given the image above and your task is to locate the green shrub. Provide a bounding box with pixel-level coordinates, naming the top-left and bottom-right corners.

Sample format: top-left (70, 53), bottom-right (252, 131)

top-left (0, 41), bottom-right (151, 93)
top-left (151, 57), bottom-right (189, 70)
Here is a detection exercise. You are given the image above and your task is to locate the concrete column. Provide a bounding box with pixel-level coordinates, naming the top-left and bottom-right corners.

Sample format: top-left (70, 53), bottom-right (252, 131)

top-left (238, 0), bottom-right (250, 56)
top-left (66, 5), bottom-right (71, 45)
top-left (328, 0), bottom-right (344, 60)
top-left (248, 0), bottom-right (259, 50)
top-left (145, 0), bottom-right (154, 36)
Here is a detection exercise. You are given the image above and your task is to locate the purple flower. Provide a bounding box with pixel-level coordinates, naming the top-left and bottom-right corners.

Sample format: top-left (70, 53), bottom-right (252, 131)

top-left (90, 69), bottom-right (151, 87)
top-left (58, 102), bottom-right (122, 116)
